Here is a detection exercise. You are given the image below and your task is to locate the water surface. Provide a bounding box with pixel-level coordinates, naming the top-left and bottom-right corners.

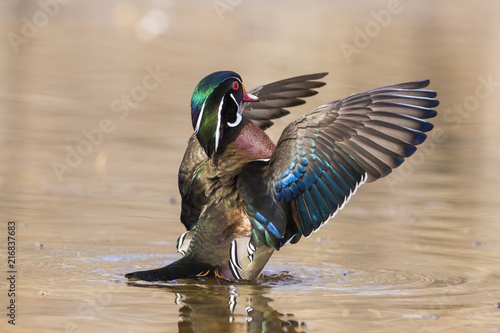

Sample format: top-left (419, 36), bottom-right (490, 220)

top-left (1, 1), bottom-right (500, 332)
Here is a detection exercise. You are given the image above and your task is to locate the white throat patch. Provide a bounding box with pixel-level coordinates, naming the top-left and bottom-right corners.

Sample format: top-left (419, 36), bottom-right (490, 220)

top-left (226, 93), bottom-right (242, 128)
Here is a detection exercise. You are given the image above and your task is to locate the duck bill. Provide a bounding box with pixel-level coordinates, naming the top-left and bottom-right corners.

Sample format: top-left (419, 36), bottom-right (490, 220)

top-left (242, 84), bottom-right (259, 102)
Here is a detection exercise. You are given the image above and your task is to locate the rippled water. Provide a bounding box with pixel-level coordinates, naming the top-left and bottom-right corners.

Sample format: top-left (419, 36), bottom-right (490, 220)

top-left (2, 1), bottom-right (500, 332)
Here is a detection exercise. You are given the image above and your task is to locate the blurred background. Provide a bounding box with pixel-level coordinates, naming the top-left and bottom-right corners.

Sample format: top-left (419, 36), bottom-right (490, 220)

top-left (1, 0), bottom-right (500, 332)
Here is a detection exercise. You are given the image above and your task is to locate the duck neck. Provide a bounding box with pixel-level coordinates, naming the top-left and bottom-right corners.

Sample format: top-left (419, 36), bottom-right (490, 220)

top-left (208, 118), bottom-right (275, 186)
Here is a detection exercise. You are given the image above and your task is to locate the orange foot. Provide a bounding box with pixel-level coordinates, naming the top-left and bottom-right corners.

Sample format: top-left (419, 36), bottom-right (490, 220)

top-left (214, 269), bottom-right (230, 281)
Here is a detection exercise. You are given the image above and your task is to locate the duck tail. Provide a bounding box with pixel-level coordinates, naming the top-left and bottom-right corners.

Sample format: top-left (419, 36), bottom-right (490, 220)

top-left (125, 256), bottom-right (212, 282)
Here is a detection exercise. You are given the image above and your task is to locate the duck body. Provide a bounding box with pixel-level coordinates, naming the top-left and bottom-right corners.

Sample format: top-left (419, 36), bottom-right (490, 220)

top-left (181, 117), bottom-right (277, 280)
top-left (126, 71), bottom-right (439, 282)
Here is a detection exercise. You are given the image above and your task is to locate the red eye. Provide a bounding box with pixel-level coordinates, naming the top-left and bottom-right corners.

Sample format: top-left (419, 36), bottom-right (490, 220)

top-left (232, 81), bottom-right (239, 90)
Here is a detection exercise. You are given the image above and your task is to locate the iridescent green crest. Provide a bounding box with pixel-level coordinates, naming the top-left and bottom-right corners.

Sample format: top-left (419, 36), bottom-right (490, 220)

top-left (190, 71), bottom-right (246, 156)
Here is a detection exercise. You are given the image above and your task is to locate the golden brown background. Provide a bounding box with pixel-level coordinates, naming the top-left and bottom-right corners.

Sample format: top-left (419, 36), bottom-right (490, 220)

top-left (1, 0), bottom-right (500, 332)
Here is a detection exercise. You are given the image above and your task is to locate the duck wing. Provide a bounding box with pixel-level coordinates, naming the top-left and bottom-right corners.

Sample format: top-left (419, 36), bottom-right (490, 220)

top-left (178, 135), bottom-right (208, 231)
top-left (239, 80), bottom-right (439, 249)
top-left (242, 73), bottom-right (327, 130)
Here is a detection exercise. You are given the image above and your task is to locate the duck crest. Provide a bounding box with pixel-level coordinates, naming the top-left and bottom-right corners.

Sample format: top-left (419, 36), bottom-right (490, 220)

top-left (190, 71), bottom-right (258, 158)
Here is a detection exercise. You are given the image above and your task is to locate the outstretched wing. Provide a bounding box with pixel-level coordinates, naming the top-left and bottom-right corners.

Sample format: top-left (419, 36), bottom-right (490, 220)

top-left (178, 73), bottom-right (327, 231)
top-left (242, 73), bottom-right (327, 130)
top-left (240, 80), bottom-right (439, 249)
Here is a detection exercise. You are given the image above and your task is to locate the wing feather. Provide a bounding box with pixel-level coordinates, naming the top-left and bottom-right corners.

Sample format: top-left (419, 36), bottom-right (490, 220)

top-left (178, 135), bottom-right (208, 230)
top-left (242, 73), bottom-right (328, 130)
top-left (242, 80), bottom-right (438, 248)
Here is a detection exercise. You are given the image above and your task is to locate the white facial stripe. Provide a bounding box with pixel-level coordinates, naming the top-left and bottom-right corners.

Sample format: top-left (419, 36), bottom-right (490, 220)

top-left (203, 76), bottom-right (244, 153)
top-left (230, 92), bottom-right (239, 108)
top-left (227, 113), bottom-right (242, 127)
top-left (215, 97), bottom-right (224, 152)
top-left (194, 100), bottom-right (206, 134)
top-left (227, 93), bottom-right (243, 127)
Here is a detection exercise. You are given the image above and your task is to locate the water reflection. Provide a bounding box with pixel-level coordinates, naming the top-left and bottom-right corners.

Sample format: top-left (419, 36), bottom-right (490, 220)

top-left (127, 279), bottom-right (307, 333)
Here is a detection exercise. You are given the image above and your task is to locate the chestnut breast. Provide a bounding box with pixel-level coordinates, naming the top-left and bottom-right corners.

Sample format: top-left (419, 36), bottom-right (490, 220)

top-left (230, 119), bottom-right (276, 160)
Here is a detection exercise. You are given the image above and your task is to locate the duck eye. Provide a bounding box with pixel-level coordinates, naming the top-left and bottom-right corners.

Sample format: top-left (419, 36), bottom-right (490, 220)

top-left (232, 81), bottom-right (239, 90)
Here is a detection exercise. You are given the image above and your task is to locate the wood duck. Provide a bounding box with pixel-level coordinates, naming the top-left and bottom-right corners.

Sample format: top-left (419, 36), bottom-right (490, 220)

top-left (126, 71), bottom-right (438, 282)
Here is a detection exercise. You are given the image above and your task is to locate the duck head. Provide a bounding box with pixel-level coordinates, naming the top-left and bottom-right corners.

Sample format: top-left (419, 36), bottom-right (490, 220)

top-left (191, 71), bottom-right (259, 157)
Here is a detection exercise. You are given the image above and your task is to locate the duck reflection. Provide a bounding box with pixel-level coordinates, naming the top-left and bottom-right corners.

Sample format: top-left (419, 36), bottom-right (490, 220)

top-left (128, 279), bottom-right (306, 333)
